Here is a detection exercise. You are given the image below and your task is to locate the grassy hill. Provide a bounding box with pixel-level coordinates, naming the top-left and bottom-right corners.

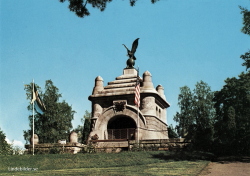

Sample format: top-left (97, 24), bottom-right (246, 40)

top-left (0, 151), bottom-right (210, 175)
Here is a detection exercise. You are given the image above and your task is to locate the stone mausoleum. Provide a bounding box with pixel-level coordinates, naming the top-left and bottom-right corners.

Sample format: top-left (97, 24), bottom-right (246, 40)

top-left (88, 67), bottom-right (170, 143)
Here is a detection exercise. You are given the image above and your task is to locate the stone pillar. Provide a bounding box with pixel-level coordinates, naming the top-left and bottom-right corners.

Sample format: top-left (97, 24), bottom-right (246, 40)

top-left (92, 76), bottom-right (104, 95)
top-left (69, 131), bottom-right (78, 143)
top-left (156, 85), bottom-right (166, 100)
top-left (30, 134), bottom-right (39, 145)
top-left (142, 71), bottom-right (154, 90)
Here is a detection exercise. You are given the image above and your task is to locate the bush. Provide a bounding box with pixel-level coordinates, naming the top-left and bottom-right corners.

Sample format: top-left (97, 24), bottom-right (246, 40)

top-left (49, 146), bottom-right (63, 154)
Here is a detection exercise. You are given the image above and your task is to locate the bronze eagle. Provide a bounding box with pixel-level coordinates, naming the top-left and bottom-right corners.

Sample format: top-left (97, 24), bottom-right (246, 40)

top-left (123, 38), bottom-right (139, 60)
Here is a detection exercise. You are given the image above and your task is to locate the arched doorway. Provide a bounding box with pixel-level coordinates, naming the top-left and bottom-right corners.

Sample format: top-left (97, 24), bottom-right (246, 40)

top-left (107, 115), bottom-right (136, 140)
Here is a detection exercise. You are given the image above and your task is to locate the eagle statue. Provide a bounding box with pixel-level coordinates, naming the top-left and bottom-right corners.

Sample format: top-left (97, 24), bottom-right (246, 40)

top-left (123, 38), bottom-right (139, 68)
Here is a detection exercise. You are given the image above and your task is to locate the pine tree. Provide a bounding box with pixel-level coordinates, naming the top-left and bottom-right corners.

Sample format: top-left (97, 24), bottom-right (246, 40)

top-left (82, 111), bottom-right (91, 144)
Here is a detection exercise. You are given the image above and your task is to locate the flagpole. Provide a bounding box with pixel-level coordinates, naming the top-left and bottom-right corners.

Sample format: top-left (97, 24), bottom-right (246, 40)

top-left (136, 67), bottom-right (139, 144)
top-left (137, 104), bottom-right (139, 144)
top-left (32, 79), bottom-right (34, 155)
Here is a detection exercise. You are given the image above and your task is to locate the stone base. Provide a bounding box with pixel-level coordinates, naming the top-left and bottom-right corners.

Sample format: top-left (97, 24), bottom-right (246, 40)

top-left (89, 138), bottom-right (190, 153)
top-left (123, 68), bottom-right (138, 75)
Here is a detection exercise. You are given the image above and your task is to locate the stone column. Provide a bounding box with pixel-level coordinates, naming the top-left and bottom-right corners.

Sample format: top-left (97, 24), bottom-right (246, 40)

top-left (156, 85), bottom-right (168, 122)
top-left (93, 103), bottom-right (103, 118)
top-left (141, 96), bottom-right (156, 116)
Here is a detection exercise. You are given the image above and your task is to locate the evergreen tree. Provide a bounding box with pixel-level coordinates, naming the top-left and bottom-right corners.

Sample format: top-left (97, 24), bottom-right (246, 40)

top-left (82, 111), bottom-right (91, 144)
top-left (23, 80), bottom-right (75, 143)
top-left (167, 124), bottom-right (178, 138)
top-left (73, 110), bottom-right (91, 144)
top-left (73, 118), bottom-right (84, 143)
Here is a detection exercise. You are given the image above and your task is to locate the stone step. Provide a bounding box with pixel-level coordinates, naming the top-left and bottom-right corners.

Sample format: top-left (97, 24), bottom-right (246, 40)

top-left (105, 82), bottom-right (136, 89)
top-left (108, 78), bottom-right (137, 85)
top-left (116, 74), bottom-right (138, 80)
top-left (101, 87), bottom-right (135, 94)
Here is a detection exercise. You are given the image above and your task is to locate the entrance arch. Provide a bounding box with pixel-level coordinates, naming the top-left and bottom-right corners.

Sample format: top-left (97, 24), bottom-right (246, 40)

top-left (107, 115), bottom-right (136, 140)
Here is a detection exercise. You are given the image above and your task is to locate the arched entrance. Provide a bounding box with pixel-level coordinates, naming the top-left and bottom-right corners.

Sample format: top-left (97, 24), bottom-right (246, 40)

top-left (107, 115), bottom-right (136, 140)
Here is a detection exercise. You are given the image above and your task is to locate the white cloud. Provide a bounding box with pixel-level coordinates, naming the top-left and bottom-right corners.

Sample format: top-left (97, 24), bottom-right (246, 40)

top-left (5, 138), bottom-right (11, 144)
top-left (6, 138), bottom-right (25, 149)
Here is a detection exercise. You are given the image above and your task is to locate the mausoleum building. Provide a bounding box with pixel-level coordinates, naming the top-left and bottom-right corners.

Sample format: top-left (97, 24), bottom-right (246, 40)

top-left (88, 68), bottom-right (170, 142)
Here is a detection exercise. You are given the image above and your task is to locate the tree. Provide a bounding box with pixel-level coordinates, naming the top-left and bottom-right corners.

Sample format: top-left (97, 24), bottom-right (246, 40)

top-left (240, 7), bottom-right (250, 70)
top-left (167, 124), bottom-right (178, 138)
top-left (73, 118), bottom-right (84, 143)
top-left (23, 80), bottom-right (75, 143)
top-left (240, 50), bottom-right (250, 71)
top-left (240, 6), bottom-right (250, 36)
top-left (82, 110), bottom-right (91, 143)
top-left (59, 0), bottom-right (159, 18)
top-left (213, 72), bottom-right (250, 155)
top-left (174, 81), bottom-right (215, 151)
top-left (0, 128), bottom-right (12, 155)
top-left (188, 81), bottom-right (215, 151)
top-left (73, 110), bottom-right (91, 143)
top-left (174, 86), bottom-right (193, 137)
top-left (211, 7), bottom-right (250, 155)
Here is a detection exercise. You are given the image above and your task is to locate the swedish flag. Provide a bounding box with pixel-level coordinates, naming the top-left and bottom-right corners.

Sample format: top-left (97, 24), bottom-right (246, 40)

top-left (31, 84), bottom-right (46, 113)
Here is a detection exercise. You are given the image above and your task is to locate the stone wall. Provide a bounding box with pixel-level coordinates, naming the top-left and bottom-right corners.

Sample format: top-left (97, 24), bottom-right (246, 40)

top-left (90, 138), bottom-right (190, 153)
top-left (128, 138), bottom-right (190, 151)
top-left (25, 138), bottom-right (190, 154)
top-left (25, 143), bottom-right (85, 154)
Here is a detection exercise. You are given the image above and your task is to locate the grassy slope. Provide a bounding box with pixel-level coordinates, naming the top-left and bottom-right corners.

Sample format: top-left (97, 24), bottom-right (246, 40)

top-left (0, 151), bottom-right (209, 176)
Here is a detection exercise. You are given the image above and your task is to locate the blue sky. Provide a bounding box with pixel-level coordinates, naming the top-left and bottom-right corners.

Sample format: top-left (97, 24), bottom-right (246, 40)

top-left (0, 0), bottom-right (249, 148)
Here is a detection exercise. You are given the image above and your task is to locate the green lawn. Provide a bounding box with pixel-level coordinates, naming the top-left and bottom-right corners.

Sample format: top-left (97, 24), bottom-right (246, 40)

top-left (0, 151), bottom-right (210, 176)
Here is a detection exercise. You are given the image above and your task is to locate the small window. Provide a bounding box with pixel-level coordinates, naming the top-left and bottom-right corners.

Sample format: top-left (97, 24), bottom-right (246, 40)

top-left (156, 107), bottom-right (158, 116)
